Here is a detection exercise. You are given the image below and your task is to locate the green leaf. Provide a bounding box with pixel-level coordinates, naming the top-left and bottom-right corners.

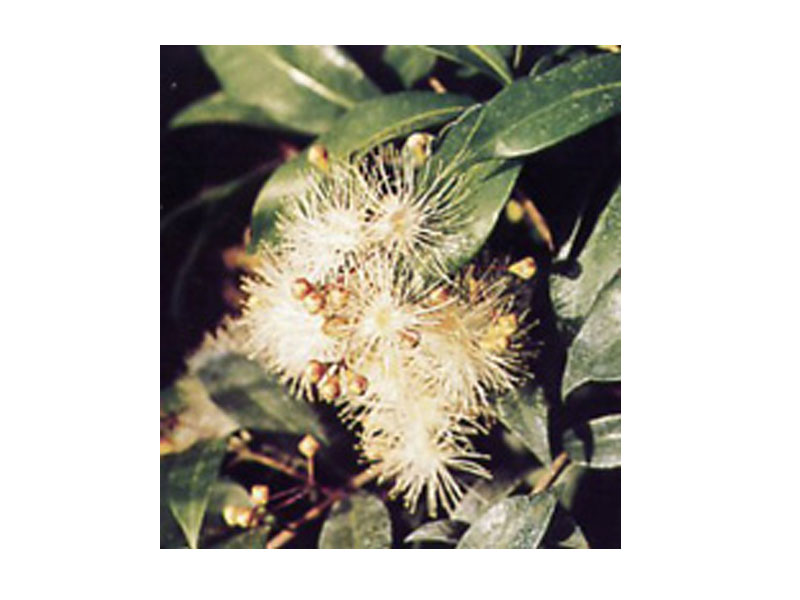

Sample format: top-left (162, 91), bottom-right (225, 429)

top-left (452, 475), bottom-right (523, 523)
top-left (196, 353), bottom-right (329, 444)
top-left (422, 45), bottom-right (513, 85)
top-left (561, 271), bottom-right (621, 397)
top-left (212, 526), bottom-right (272, 549)
top-left (200, 45), bottom-right (380, 135)
top-left (459, 53), bottom-right (621, 162)
top-left (497, 386), bottom-right (551, 465)
top-left (542, 505), bottom-right (590, 549)
top-left (250, 91), bottom-right (472, 248)
top-left (318, 492), bottom-right (392, 549)
top-left (160, 455), bottom-right (188, 548)
top-left (169, 91), bottom-right (284, 130)
top-left (562, 414), bottom-right (620, 469)
top-left (551, 185), bottom-right (620, 323)
top-left (404, 519), bottom-right (467, 545)
top-left (430, 106), bottom-right (522, 270)
top-left (165, 439), bottom-right (228, 549)
top-left (456, 492), bottom-right (558, 549)
top-left (383, 45), bottom-right (437, 88)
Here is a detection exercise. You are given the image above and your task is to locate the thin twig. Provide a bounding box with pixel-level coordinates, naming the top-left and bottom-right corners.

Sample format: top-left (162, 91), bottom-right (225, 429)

top-left (265, 467), bottom-right (379, 549)
top-left (232, 447), bottom-right (307, 482)
top-left (532, 451), bottom-right (569, 495)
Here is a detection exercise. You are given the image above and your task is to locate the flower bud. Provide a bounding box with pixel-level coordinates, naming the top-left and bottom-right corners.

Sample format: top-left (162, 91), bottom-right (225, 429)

top-left (304, 360), bottom-right (326, 384)
top-left (291, 278), bottom-right (313, 300)
top-left (303, 290), bottom-right (325, 314)
top-left (298, 434), bottom-right (321, 458)
top-left (505, 200), bottom-right (524, 223)
top-left (403, 133), bottom-right (435, 167)
top-left (508, 257), bottom-right (537, 280)
top-left (322, 316), bottom-right (349, 338)
top-left (326, 286), bottom-right (348, 310)
top-left (319, 376), bottom-right (341, 402)
top-left (346, 372), bottom-right (368, 396)
top-left (308, 144), bottom-right (330, 172)
top-left (250, 485), bottom-right (269, 506)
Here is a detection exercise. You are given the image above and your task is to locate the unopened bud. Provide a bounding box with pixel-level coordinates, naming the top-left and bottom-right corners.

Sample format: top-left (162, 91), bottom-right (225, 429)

top-left (508, 257), bottom-right (537, 280)
top-left (298, 434), bottom-right (320, 458)
top-left (322, 316), bottom-right (349, 338)
top-left (292, 278), bottom-right (314, 301)
top-left (326, 286), bottom-right (348, 310)
top-left (346, 372), bottom-right (368, 396)
top-left (319, 376), bottom-right (341, 402)
top-left (505, 200), bottom-right (524, 223)
top-left (403, 132), bottom-right (435, 167)
top-left (303, 291), bottom-right (325, 314)
top-left (308, 144), bottom-right (330, 172)
top-left (305, 360), bottom-right (326, 384)
top-left (250, 485), bottom-right (269, 505)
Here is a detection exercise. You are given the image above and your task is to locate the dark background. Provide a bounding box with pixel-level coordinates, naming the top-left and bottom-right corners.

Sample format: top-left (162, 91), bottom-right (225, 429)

top-left (161, 45), bottom-right (620, 548)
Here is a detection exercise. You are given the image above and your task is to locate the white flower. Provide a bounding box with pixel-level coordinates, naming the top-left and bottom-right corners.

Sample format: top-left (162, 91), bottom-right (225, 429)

top-left (221, 137), bottom-right (531, 516)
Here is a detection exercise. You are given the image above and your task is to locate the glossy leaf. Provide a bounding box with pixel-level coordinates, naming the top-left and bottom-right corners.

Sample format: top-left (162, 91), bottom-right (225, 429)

top-left (551, 185), bottom-right (620, 323)
top-left (543, 505), bottom-right (590, 549)
top-left (212, 526), bottom-right (271, 549)
top-left (563, 414), bottom-right (621, 468)
top-left (318, 492), bottom-right (392, 549)
top-left (383, 45), bottom-right (437, 88)
top-left (452, 475), bottom-right (523, 524)
top-left (169, 91), bottom-right (284, 130)
top-left (422, 45), bottom-right (512, 84)
top-left (250, 91), bottom-right (472, 248)
top-left (165, 439), bottom-right (228, 549)
top-left (404, 519), bottom-right (467, 545)
top-left (160, 454), bottom-right (188, 549)
top-left (430, 106), bottom-right (522, 270)
top-left (562, 271), bottom-right (621, 397)
top-left (457, 492), bottom-right (557, 549)
top-left (497, 386), bottom-right (551, 465)
top-left (196, 353), bottom-right (328, 444)
top-left (459, 53), bottom-right (621, 162)
top-left (200, 45), bottom-right (380, 135)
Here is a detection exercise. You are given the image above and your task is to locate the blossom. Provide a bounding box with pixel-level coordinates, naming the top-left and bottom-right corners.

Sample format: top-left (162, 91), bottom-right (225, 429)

top-left (220, 138), bottom-right (530, 515)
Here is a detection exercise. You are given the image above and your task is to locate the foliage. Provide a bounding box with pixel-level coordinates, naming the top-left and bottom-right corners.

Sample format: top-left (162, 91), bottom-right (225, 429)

top-left (161, 45), bottom-right (620, 549)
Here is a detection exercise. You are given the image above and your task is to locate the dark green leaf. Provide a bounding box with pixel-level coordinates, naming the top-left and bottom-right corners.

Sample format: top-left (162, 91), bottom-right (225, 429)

top-left (457, 491), bottom-right (557, 549)
top-left (212, 526), bottom-right (271, 549)
top-left (200, 45), bottom-right (380, 135)
top-left (551, 185), bottom-right (620, 323)
top-left (497, 386), bottom-right (551, 465)
top-left (452, 475), bottom-right (523, 523)
top-left (169, 91), bottom-right (284, 130)
top-left (542, 505), bottom-right (590, 549)
top-left (196, 353), bottom-right (328, 444)
top-left (383, 45), bottom-right (437, 88)
top-left (318, 492), bottom-right (392, 549)
top-left (422, 45), bottom-right (513, 84)
top-left (562, 414), bottom-right (621, 468)
top-left (562, 271), bottom-right (621, 397)
top-left (160, 454), bottom-right (188, 549)
top-left (404, 519), bottom-right (467, 545)
top-left (430, 106), bottom-right (522, 270)
top-left (165, 439), bottom-right (228, 549)
top-left (459, 53), bottom-right (621, 162)
top-left (250, 91), bottom-right (472, 248)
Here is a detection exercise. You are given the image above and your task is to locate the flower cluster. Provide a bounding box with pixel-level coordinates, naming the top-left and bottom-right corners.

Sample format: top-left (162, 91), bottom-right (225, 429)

top-left (233, 139), bottom-right (529, 515)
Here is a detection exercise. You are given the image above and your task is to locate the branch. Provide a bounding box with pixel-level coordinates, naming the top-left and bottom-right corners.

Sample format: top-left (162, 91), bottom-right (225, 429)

top-left (265, 467), bottom-right (379, 549)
